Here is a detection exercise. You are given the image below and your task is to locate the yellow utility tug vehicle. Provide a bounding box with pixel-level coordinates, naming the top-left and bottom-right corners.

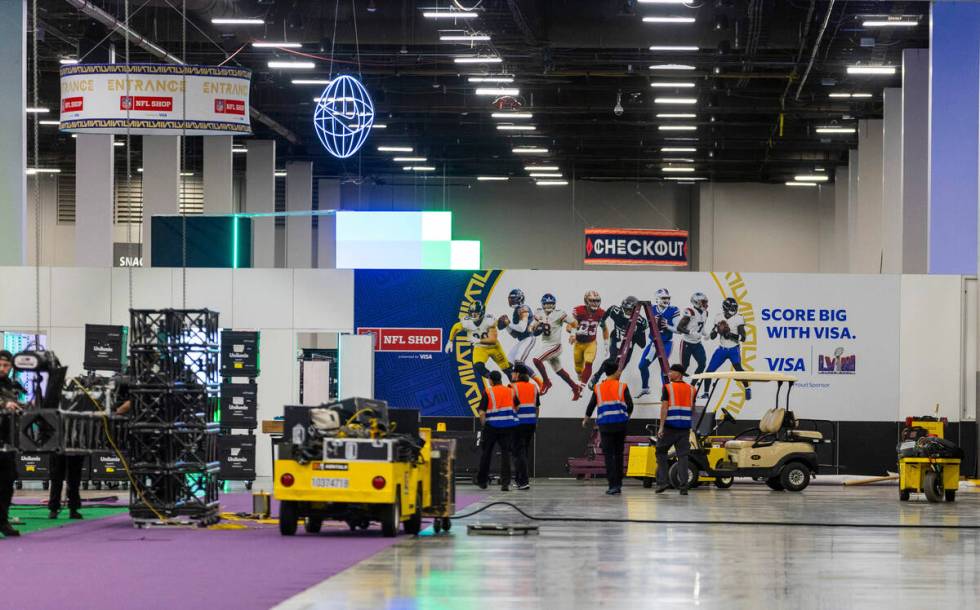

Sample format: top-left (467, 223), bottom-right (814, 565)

top-left (273, 398), bottom-right (455, 537)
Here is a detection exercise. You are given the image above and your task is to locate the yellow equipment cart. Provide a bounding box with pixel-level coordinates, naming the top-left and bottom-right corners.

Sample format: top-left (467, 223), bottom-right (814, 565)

top-left (274, 427), bottom-right (435, 537)
top-left (898, 457), bottom-right (960, 502)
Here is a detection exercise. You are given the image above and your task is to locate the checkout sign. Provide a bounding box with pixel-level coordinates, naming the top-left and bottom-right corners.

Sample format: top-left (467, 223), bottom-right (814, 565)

top-left (357, 328), bottom-right (443, 353)
top-left (584, 228), bottom-right (689, 266)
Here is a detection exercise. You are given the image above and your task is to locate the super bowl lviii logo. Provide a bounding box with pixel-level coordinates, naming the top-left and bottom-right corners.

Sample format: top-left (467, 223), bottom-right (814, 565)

top-left (817, 347), bottom-right (856, 374)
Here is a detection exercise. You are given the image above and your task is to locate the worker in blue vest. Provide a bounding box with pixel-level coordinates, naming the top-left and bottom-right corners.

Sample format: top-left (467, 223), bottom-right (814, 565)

top-left (476, 371), bottom-right (525, 492)
top-left (582, 360), bottom-right (634, 495)
top-left (656, 364), bottom-right (694, 495)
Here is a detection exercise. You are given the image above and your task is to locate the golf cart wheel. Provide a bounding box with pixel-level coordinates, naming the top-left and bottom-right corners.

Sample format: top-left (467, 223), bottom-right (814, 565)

top-left (381, 487), bottom-right (401, 537)
top-left (304, 516), bottom-right (323, 534)
top-left (403, 486), bottom-right (423, 535)
top-left (923, 470), bottom-right (943, 503)
top-left (642, 478), bottom-right (654, 489)
top-left (779, 463), bottom-right (811, 492)
top-left (899, 489), bottom-right (910, 502)
top-left (765, 477), bottom-right (785, 491)
top-left (278, 501), bottom-right (298, 536)
top-left (945, 490), bottom-right (956, 502)
top-left (714, 476), bottom-right (734, 489)
top-left (669, 462), bottom-right (698, 490)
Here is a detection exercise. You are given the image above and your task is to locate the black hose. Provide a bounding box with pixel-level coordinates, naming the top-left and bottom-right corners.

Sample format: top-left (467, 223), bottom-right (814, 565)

top-left (450, 501), bottom-right (980, 531)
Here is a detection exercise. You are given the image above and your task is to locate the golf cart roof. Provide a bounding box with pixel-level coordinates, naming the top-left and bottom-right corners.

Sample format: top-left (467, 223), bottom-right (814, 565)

top-left (690, 371), bottom-right (799, 383)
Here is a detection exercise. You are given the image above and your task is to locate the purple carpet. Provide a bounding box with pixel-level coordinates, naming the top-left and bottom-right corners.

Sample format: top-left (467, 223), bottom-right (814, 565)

top-left (0, 492), bottom-right (482, 610)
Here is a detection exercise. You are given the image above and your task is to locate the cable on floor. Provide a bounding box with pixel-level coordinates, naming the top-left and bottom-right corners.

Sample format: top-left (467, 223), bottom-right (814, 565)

top-left (449, 501), bottom-right (980, 530)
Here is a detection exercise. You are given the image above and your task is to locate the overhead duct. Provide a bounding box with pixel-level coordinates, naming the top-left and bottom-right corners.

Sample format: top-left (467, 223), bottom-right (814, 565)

top-left (62, 0), bottom-right (301, 145)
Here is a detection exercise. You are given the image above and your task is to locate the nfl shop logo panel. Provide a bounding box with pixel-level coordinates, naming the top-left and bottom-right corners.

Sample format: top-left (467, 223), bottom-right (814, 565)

top-left (584, 228), bottom-right (689, 266)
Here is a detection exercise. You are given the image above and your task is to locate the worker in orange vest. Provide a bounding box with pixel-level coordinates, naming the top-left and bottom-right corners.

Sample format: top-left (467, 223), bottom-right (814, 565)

top-left (511, 364), bottom-right (540, 491)
top-left (476, 371), bottom-right (524, 491)
top-left (656, 364), bottom-right (694, 495)
top-left (582, 360), bottom-right (634, 495)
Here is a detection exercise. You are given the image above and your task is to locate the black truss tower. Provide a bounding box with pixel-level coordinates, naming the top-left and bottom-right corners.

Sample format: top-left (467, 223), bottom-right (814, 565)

top-left (127, 309), bottom-right (220, 525)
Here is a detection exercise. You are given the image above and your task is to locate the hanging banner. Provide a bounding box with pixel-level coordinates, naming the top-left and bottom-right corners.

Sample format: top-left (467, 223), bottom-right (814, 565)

top-left (584, 228), bottom-right (688, 266)
top-left (59, 64), bottom-right (252, 136)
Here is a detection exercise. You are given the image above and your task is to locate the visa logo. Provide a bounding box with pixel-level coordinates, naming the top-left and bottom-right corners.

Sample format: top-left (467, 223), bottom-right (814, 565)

top-left (766, 357), bottom-right (806, 372)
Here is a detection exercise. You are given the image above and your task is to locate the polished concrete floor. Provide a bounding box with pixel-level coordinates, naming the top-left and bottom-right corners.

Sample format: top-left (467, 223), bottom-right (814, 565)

top-left (276, 480), bottom-right (980, 610)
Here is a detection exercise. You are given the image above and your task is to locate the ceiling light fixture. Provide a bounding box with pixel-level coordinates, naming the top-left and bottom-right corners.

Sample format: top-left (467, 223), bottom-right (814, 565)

top-left (658, 125), bottom-right (697, 131)
top-left (655, 97), bottom-right (697, 104)
top-left (423, 10), bottom-right (478, 19)
top-left (475, 87), bottom-right (519, 96)
top-left (469, 76), bottom-right (514, 83)
top-left (650, 81), bottom-right (696, 88)
top-left (454, 56), bottom-right (502, 64)
top-left (497, 125), bottom-right (536, 131)
top-left (536, 180), bottom-right (568, 186)
top-left (862, 19), bottom-right (919, 27)
top-left (663, 167), bottom-right (695, 172)
top-left (786, 181), bottom-right (818, 186)
top-left (477, 176), bottom-right (509, 181)
top-left (39, 120), bottom-right (60, 125)
top-left (642, 17), bottom-right (697, 24)
top-left (657, 113), bottom-right (696, 118)
top-left (372, 123), bottom-right (387, 129)
top-left (440, 34), bottom-right (491, 41)
top-left (513, 147), bottom-right (549, 154)
top-left (232, 148), bottom-right (247, 154)
top-left (292, 79), bottom-right (332, 85)
top-left (524, 165), bottom-right (559, 171)
top-left (274, 171), bottom-right (287, 177)
top-left (393, 157), bottom-right (427, 162)
top-left (25, 168), bottom-right (61, 175)
top-left (663, 158), bottom-right (695, 162)
top-left (664, 176), bottom-right (706, 181)
top-left (662, 146), bottom-right (696, 152)
top-left (649, 64), bottom-right (696, 70)
top-left (378, 146), bottom-right (414, 152)
top-left (492, 112), bottom-right (533, 119)
top-left (815, 127), bottom-right (856, 134)
top-left (252, 42), bottom-right (302, 48)
top-left (268, 61), bottom-right (315, 69)
top-left (59, 58), bottom-right (79, 65)
top-left (794, 175), bottom-right (829, 182)
top-left (113, 141), bottom-right (125, 147)
top-left (180, 172), bottom-right (194, 177)
top-left (846, 65), bottom-right (897, 75)
top-left (410, 166), bottom-right (437, 171)
top-left (648, 45), bottom-right (700, 51)
top-left (26, 107), bottom-right (49, 113)
top-left (211, 18), bottom-right (264, 25)
top-left (852, 93), bottom-right (873, 98)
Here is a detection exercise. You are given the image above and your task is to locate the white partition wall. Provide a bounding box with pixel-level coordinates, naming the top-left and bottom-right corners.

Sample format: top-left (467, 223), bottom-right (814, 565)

top-left (338, 333), bottom-right (374, 400)
top-left (0, 0), bottom-right (26, 266)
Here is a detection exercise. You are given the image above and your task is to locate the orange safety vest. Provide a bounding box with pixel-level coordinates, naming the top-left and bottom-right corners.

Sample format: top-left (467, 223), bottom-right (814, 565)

top-left (595, 379), bottom-right (629, 425)
top-left (513, 381), bottom-right (539, 425)
top-left (485, 383), bottom-right (518, 428)
top-left (664, 382), bottom-right (693, 429)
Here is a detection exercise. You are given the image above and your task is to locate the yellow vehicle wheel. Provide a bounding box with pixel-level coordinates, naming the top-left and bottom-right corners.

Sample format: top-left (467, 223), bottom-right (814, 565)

top-left (923, 470), bottom-right (944, 503)
top-left (305, 516), bottom-right (323, 534)
top-left (381, 486), bottom-right (401, 538)
top-left (404, 486), bottom-right (423, 536)
top-left (279, 501), bottom-right (298, 536)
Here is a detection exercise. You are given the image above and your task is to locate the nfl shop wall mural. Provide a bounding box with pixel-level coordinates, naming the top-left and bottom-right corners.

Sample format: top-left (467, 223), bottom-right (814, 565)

top-left (354, 270), bottom-right (899, 421)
